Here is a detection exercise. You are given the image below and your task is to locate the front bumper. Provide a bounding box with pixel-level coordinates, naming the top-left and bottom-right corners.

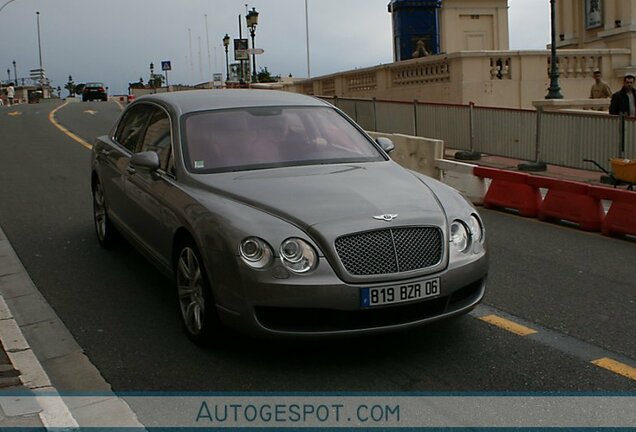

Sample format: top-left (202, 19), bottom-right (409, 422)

top-left (214, 253), bottom-right (488, 337)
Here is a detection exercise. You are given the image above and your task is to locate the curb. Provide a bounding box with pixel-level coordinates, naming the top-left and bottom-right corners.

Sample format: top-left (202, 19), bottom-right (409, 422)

top-left (0, 225), bottom-right (143, 428)
top-left (0, 292), bottom-right (77, 428)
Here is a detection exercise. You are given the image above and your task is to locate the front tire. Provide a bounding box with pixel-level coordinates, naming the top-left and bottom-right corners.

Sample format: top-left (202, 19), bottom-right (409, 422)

top-left (175, 238), bottom-right (219, 345)
top-left (92, 180), bottom-right (118, 248)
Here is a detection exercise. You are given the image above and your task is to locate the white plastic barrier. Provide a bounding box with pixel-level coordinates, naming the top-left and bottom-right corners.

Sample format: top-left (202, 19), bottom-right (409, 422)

top-left (435, 159), bottom-right (488, 205)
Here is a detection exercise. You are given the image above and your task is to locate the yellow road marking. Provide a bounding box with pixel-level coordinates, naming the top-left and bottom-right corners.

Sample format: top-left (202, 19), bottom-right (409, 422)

top-left (7, 111), bottom-right (21, 116)
top-left (113, 97), bottom-right (124, 111)
top-left (83, 109), bottom-right (97, 115)
top-left (48, 102), bottom-right (92, 150)
top-left (592, 358), bottom-right (636, 381)
top-left (479, 314), bottom-right (538, 336)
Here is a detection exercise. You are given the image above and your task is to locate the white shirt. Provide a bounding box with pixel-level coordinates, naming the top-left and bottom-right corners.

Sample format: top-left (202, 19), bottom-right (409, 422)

top-left (628, 91), bottom-right (636, 117)
top-left (6, 86), bottom-right (14, 98)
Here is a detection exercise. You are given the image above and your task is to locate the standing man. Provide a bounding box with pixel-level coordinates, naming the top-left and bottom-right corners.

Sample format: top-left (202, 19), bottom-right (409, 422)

top-left (609, 74), bottom-right (636, 116)
top-left (590, 70), bottom-right (611, 99)
top-left (6, 82), bottom-right (15, 107)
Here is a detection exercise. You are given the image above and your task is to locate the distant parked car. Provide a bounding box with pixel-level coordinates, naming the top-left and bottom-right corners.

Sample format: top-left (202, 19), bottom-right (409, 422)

top-left (82, 82), bottom-right (107, 101)
top-left (90, 90), bottom-right (488, 345)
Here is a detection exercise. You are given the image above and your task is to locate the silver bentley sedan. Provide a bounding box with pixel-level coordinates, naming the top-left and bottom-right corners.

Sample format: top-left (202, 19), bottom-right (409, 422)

top-left (90, 89), bottom-right (487, 344)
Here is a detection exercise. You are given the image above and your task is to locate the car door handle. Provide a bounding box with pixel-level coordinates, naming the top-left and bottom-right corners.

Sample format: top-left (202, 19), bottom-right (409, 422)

top-left (127, 166), bottom-right (136, 175)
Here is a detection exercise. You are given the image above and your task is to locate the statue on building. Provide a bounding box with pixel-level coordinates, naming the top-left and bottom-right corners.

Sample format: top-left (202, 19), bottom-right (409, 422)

top-left (412, 40), bottom-right (430, 58)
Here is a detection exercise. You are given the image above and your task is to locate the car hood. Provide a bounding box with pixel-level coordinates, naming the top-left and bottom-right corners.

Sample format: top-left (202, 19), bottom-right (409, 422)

top-left (191, 161), bottom-right (448, 233)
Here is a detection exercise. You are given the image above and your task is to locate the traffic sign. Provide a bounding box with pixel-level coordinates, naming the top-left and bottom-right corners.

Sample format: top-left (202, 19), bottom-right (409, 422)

top-left (246, 48), bottom-right (264, 55)
top-left (161, 61), bottom-right (171, 71)
top-left (234, 38), bottom-right (249, 60)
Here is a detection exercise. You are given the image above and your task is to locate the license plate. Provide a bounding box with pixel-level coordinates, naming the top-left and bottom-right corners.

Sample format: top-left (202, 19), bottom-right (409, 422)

top-left (360, 278), bottom-right (440, 308)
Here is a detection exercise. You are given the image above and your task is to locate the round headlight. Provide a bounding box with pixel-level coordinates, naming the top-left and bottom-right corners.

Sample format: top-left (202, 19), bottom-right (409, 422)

top-left (280, 238), bottom-right (317, 273)
top-left (450, 221), bottom-right (470, 253)
top-left (239, 237), bottom-right (273, 269)
top-left (469, 214), bottom-right (484, 243)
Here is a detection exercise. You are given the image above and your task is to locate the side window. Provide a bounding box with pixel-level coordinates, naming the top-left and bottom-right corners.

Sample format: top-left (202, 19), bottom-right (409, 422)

top-left (140, 109), bottom-right (172, 172)
top-left (114, 105), bottom-right (153, 152)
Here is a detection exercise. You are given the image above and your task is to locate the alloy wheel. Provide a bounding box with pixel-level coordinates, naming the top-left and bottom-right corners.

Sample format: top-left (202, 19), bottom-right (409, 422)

top-left (93, 182), bottom-right (107, 242)
top-left (177, 246), bottom-right (206, 336)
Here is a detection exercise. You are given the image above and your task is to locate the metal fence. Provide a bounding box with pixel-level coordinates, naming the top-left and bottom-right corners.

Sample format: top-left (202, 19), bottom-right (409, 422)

top-left (324, 96), bottom-right (636, 172)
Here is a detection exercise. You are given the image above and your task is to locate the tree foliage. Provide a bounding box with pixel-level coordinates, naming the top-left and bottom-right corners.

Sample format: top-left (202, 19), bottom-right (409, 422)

top-left (257, 67), bottom-right (279, 83)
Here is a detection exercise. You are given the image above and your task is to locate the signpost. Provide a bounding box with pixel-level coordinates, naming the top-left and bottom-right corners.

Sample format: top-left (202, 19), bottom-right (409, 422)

top-left (246, 48), bottom-right (264, 55)
top-left (233, 38), bottom-right (249, 83)
top-left (213, 73), bottom-right (223, 88)
top-left (234, 39), bottom-right (249, 61)
top-left (29, 68), bottom-right (45, 84)
top-left (161, 61), bottom-right (171, 89)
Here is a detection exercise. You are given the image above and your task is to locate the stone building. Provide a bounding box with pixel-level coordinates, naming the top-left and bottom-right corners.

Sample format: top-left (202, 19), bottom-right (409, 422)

top-left (286, 0), bottom-right (636, 109)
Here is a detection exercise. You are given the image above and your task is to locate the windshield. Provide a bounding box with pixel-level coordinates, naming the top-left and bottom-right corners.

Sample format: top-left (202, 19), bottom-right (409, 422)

top-left (183, 106), bottom-right (385, 173)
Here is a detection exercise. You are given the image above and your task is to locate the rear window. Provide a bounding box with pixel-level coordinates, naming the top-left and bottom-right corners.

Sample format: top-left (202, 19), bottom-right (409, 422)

top-left (86, 83), bottom-right (104, 88)
top-left (183, 106), bottom-right (384, 173)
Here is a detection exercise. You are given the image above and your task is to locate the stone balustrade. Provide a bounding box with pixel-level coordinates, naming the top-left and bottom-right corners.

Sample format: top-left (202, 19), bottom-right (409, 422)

top-left (284, 49), bottom-right (632, 109)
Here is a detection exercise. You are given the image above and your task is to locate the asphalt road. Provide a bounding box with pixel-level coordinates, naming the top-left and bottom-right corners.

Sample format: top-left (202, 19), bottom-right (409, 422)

top-left (0, 100), bottom-right (634, 393)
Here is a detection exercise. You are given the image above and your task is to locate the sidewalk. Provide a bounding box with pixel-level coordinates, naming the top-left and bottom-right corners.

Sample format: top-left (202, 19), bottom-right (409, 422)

top-left (0, 340), bottom-right (43, 428)
top-left (0, 220), bottom-right (143, 428)
top-left (0, 226), bottom-right (66, 428)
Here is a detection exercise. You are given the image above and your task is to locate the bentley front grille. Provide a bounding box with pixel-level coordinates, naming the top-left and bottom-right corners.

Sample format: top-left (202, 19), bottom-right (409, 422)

top-left (334, 227), bottom-right (443, 276)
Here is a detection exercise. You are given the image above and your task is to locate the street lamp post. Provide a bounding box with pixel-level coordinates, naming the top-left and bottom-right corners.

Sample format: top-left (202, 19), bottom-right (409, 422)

top-left (149, 62), bottom-right (155, 93)
top-left (36, 11), bottom-right (43, 88)
top-left (546, 0), bottom-right (563, 99)
top-left (519, 0), bottom-right (558, 172)
top-left (305, 0), bottom-right (311, 78)
top-left (246, 7), bottom-right (259, 83)
top-left (6, 69), bottom-right (10, 82)
top-left (12, 60), bottom-right (16, 84)
top-left (223, 34), bottom-right (230, 82)
top-left (0, 0), bottom-right (16, 13)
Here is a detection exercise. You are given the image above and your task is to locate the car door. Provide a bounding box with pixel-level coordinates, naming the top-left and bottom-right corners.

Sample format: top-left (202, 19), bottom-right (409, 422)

top-left (122, 105), bottom-right (176, 267)
top-left (99, 103), bottom-right (153, 233)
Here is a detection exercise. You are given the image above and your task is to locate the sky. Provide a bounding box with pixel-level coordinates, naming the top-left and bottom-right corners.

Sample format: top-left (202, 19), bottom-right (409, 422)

top-left (0, 0), bottom-right (549, 95)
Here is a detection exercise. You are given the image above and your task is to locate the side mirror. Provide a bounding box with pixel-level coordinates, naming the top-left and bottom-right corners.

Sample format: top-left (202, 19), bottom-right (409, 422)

top-left (376, 137), bottom-right (395, 154)
top-left (130, 151), bottom-right (160, 171)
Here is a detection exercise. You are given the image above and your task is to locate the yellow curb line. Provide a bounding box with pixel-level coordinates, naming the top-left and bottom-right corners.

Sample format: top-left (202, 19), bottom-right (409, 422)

top-left (113, 97), bottom-right (125, 111)
top-left (48, 102), bottom-right (92, 150)
top-left (479, 314), bottom-right (538, 336)
top-left (592, 358), bottom-right (636, 381)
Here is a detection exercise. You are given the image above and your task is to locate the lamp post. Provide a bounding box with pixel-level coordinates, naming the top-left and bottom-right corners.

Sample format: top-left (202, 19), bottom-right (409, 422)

top-left (0, 0), bottom-right (16, 13)
top-left (246, 7), bottom-right (259, 83)
top-left (305, 0), bottom-right (311, 78)
top-left (36, 11), bottom-right (43, 87)
top-left (545, 0), bottom-right (563, 99)
top-left (149, 62), bottom-right (155, 92)
top-left (223, 34), bottom-right (230, 82)
top-left (6, 69), bottom-right (10, 82)
top-left (519, 0), bottom-right (557, 172)
top-left (12, 60), bottom-right (16, 84)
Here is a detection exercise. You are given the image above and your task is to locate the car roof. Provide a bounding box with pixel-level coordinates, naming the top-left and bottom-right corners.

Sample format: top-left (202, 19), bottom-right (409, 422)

top-left (135, 89), bottom-right (330, 115)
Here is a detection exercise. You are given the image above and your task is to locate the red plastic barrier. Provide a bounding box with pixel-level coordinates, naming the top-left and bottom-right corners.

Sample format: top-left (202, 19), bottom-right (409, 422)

top-left (529, 177), bottom-right (603, 231)
top-left (589, 186), bottom-right (636, 237)
top-left (473, 166), bottom-right (541, 217)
